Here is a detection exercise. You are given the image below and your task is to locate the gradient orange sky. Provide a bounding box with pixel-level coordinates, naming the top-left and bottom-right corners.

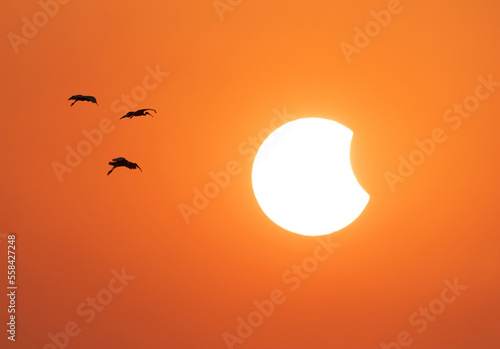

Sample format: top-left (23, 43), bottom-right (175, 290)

top-left (1, 0), bottom-right (500, 348)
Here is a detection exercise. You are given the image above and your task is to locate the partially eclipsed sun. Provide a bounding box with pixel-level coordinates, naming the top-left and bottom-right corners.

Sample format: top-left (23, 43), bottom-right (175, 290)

top-left (251, 117), bottom-right (369, 236)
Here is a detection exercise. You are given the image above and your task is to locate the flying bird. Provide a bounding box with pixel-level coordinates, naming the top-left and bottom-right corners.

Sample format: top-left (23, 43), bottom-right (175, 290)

top-left (107, 157), bottom-right (142, 176)
top-left (68, 95), bottom-right (98, 107)
top-left (120, 108), bottom-right (156, 119)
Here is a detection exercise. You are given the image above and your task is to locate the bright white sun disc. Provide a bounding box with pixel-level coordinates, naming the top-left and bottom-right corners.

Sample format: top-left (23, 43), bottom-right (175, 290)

top-left (251, 117), bottom-right (369, 236)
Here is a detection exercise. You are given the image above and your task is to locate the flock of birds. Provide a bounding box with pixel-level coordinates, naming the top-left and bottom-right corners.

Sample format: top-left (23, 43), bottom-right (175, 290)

top-left (68, 94), bottom-right (154, 176)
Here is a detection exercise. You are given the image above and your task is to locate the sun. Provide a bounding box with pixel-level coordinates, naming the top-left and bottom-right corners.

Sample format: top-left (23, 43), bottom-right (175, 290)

top-left (251, 117), bottom-right (369, 236)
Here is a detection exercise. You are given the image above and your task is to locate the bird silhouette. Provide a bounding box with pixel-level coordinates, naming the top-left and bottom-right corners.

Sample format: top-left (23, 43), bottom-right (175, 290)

top-left (68, 95), bottom-right (98, 107)
top-left (120, 108), bottom-right (156, 119)
top-left (107, 157), bottom-right (142, 176)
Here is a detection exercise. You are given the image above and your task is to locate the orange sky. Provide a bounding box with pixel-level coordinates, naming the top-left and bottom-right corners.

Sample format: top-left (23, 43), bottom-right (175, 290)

top-left (1, 0), bottom-right (499, 348)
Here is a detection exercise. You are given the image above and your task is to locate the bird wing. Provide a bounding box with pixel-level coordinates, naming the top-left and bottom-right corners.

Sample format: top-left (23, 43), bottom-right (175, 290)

top-left (112, 157), bottom-right (126, 162)
top-left (124, 161), bottom-right (142, 171)
top-left (138, 109), bottom-right (156, 113)
top-left (88, 96), bottom-right (98, 104)
top-left (120, 112), bottom-right (133, 119)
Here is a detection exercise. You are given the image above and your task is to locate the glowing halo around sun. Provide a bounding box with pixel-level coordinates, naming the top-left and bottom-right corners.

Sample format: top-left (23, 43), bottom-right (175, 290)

top-left (251, 117), bottom-right (369, 236)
